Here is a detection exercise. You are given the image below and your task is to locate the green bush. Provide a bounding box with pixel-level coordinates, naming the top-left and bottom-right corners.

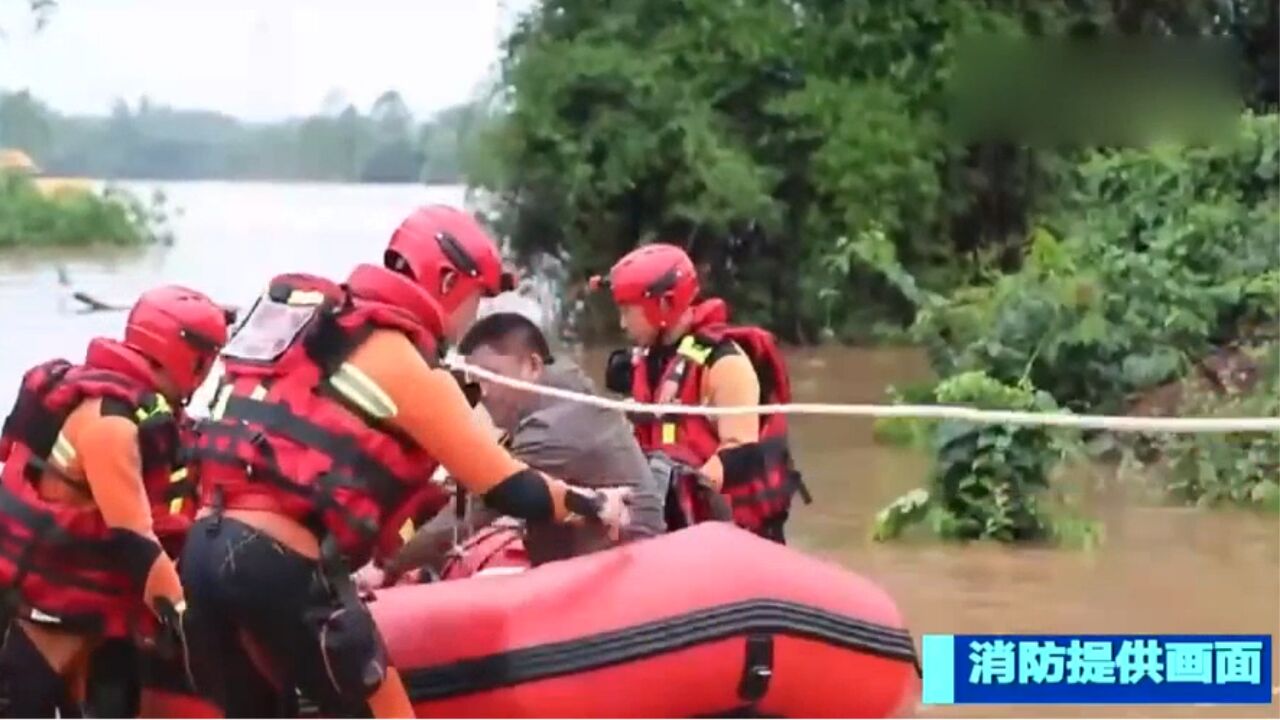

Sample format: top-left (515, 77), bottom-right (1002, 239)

top-left (910, 113), bottom-right (1280, 414)
top-left (1155, 343), bottom-right (1280, 511)
top-left (870, 380), bottom-right (939, 449)
top-left (0, 171), bottom-right (165, 249)
top-left (872, 371), bottom-right (1100, 547)
top-left (868, 115), bottom-right (1279, 526)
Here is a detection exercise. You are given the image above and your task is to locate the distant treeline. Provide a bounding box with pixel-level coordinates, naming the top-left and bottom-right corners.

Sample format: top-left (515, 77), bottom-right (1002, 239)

top-left (0, 89), bottom-right (485, 184)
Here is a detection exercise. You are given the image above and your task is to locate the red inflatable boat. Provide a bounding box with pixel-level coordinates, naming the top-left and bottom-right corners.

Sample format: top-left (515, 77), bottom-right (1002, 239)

top-left (143, 523), bottom-right (920, 717)
top-left (377, 522), bottom-right (920, 718)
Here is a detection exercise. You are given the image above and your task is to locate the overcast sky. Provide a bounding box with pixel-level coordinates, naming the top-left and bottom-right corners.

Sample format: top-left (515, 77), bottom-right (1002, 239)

top-left (0, 0), bottom-right (536, 121)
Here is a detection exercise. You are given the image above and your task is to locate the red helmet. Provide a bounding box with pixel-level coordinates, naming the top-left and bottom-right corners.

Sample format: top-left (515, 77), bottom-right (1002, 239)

top-left (384, 205), bottom-right (514, 314)
top-left (605, 243), bottom-right (700, 329)
top-left (124, 285), bottom-right (230, 401)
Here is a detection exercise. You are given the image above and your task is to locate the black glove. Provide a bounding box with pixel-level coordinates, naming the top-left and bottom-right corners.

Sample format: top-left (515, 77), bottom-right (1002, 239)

top-left (647, 451), bottom-right (711, 489)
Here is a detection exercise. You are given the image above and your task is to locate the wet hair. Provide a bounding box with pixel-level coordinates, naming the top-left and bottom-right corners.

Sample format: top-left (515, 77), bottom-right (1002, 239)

top-left (458, 312), bottom-right (554, 364)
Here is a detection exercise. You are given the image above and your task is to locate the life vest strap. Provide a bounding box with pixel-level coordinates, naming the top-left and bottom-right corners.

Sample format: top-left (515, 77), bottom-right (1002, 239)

top-left (301, 310), bottom-right (372, 378)
top-left (676, 335), bottom-right (714, 365)
top-left (312, 381), bottom-right (419, 450)
top-left (163, 469), bottom-right (196, 505)
top-left (313, 473), bottom-right (381, 540)
top-left (0, 529), bottom-right (127, 596)
top-left (0, 485), bottom-right (148, 608)
top-left (196, 446), bottom-right (316, 503)
top-left (317, 533), bottom-right (363, 611)
top-left (197, 447), bottom-right (383, 552)
top-left (0, 485), bottom-right (76, 548)
top-left (0, 594), bottom-right (105, 634)
top-left (18, 454), bottom-right (90, 498)
top-left (0, 487), bottom-right (162, 589)
top-left (791, 468), bottom-right (813, 505)
top-left (214, 395), bottom-right (405, 511)
top-left (100, 394), bottom-right (172, 426)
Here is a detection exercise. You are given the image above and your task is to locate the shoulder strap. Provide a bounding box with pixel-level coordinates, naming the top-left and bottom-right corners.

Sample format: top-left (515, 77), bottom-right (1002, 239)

top-left (100, 392), bottom-right (180, 475)
top-left (308, 302), bottom-right (441, 380)
top-left (303, 311), bottom-right (373, 378)
top-left (683, 326), bottom-right (745, 367)
top-left (676, 334), bottom-right (717, 366)
top-left (99, 391), bottom-right (172, 426)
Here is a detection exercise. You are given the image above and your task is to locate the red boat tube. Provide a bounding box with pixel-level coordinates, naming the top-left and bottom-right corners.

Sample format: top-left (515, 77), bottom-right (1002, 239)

top-left (373, 522), bottom-right (921, 718)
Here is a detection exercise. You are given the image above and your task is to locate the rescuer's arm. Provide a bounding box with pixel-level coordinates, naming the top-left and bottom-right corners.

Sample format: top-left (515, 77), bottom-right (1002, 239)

top-left (72, 411), bottom-right (183, 614)
top-left (347, 330), bottom-right (629, 527)
top-left (697, 352), bottom-right (761, 491)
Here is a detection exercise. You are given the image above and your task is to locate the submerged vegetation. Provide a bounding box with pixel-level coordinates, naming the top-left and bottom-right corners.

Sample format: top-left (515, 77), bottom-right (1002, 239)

top-left (1151, 342), bottom-right (1280, 512)
top-left (0, 170), bottom-right (171, 249)
top-left (871, 372), bottom-right (1102, 548)
top-left (904, 114), bottom-right (1278, 416)
top-left (870, 115), bottom-right (1280, 540)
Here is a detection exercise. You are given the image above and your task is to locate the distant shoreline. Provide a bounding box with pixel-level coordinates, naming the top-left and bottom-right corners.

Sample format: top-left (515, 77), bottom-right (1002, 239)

top-left (74, 177), bottom-right (469, 187)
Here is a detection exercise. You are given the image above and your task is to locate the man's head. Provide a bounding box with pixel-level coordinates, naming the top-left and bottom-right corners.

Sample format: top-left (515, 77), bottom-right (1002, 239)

top-left (458, 312), bottom-right (554, 431)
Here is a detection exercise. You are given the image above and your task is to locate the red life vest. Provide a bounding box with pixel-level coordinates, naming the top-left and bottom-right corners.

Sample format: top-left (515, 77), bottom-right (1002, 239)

top-left (0, 339), bottom-right (196, 638)
top-left (193, 266), bottom-right (451, 568)
top-left (629, 299), bottom-right (807, 537)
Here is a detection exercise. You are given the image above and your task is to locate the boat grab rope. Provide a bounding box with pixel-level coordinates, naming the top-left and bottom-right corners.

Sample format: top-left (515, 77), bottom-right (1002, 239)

top-left (444, 359), bottom-right (1280, 435)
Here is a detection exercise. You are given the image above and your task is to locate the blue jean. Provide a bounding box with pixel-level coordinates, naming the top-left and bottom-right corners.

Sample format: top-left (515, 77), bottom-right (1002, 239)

top-left (180, 516), bottom-right (386, 718)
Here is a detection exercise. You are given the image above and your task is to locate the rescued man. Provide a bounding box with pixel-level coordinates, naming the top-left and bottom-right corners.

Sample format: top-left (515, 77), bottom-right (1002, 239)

top-left (378, 311), bottom-right (667, 579)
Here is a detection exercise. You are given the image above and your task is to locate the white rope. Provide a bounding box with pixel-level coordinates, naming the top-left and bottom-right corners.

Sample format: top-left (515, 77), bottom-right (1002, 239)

top-left (445, 359), bottom-right (1280, 435)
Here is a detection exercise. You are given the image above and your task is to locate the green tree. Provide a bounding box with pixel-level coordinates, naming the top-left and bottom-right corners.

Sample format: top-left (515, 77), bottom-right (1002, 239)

top-left (466, 0), bottom-right (1278, 343)
top-left (335, 105), bottom-right (371, 180)
top-left (296, 115), bottom-right (346, 180)
top-left (0, 89), bottom-right (490, 184)
top-left (370, 90), bottom-right (413, 142)
top-left (362, 90), bottom-right (421, 182)
top-left (0, 91), bottom-right (54, 161)
top-left (422, 103), bottom-right (483, 184)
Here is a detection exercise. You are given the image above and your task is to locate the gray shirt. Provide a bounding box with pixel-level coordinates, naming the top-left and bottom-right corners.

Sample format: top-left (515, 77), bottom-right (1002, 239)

top-left (510, 363), bottom-right (667, 563)
top-left (395, 362), bottom-right (666, 574)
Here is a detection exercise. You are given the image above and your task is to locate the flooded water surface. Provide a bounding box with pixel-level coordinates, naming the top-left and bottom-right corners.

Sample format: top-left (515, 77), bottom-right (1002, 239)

top-left (2, 182), bottom-right (1276, 717)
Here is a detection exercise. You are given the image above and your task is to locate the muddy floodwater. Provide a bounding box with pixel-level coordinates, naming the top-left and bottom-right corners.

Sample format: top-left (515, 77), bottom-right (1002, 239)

top-left (2, 181), bottom-right (1276, 717)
